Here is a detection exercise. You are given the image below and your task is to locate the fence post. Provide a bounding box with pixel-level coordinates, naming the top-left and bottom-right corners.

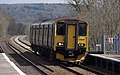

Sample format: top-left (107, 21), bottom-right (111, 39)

top-left (118, 35), bottom-right (120, 54)
top-left (102, 35), bottom-right (106, 54)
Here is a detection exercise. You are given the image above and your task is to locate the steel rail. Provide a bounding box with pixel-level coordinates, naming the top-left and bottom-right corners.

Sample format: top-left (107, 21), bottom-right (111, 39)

top-left (15, 36), bottom-right (54, 73)
top-left (7, 37), bottom-right (50, 75)
top-left (59, 63), bottom-right (83, 75)
top-left (77, 64), bottom-right (106, 75)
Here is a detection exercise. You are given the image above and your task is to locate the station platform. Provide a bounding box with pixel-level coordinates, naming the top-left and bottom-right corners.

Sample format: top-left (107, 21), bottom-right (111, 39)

top-left (19, 35), bottom-right (31, 46)
top-left (0, 53), bottom-right (26, 75)
top-left (89, 54), bottom-right (120, 63)
top-left (86, 54), bottom-right (120, 74)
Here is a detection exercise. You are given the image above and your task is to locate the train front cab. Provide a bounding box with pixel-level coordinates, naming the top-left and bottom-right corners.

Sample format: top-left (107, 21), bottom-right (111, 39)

top-left (54, 20), bottom-right (88, 62)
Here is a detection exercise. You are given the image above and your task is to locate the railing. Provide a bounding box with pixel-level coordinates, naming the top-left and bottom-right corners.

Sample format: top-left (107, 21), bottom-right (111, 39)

top-left (102, 35), bottom-right (120, 54)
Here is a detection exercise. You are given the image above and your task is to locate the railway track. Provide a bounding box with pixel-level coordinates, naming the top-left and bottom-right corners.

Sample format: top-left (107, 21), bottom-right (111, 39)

top-left (58, 62), bottom-right (106, 75)
top-left (14, 37), bottom-right (54, 73)
top-left (8, 36), bottom-right (54, 75)
top-left (14, 35), bottom-right (107, 75)
top-left (0, 36), bottom-right (43, 75)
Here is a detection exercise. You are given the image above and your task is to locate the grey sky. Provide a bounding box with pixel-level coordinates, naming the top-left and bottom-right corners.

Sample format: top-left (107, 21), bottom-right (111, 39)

top-left (0, 0), bottom-right (67, 4)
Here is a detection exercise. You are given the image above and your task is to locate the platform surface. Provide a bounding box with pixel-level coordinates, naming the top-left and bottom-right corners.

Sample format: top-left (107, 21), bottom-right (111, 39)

top-left (0, 53), bottom-right (26, 75)
top-left (89, 54), bottom-right (120, 63)
top-left (19, 36), bottom-right (31, 46)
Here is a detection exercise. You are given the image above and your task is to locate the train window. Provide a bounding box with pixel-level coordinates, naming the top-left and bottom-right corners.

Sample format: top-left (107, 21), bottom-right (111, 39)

top-left (78, 23), bottom-right (87, 36)
top-left (57, 22), bottom-right (65, 35)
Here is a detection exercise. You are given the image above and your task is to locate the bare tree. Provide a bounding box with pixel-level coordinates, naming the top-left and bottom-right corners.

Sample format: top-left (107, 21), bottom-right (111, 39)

top-left (67, 0), bottom-right (120, 50)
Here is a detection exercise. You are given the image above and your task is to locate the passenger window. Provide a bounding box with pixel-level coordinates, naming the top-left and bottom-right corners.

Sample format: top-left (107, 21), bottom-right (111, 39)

top-left (78, 23), bottom-right (87, 36)
top-left (57, 22), bottom-right (65, 35)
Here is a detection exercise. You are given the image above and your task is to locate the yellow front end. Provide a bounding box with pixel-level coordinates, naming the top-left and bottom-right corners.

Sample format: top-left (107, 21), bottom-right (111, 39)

top-left (54, 20), bottom-right (88, 62)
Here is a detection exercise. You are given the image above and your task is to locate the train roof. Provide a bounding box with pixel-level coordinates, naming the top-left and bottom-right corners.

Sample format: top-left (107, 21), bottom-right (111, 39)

top-left (41, 20), bottom-right (55, 25)
top-left (31, 23), bottom-right (40, 26)
top-left (31, 18), bottom-right (87, 26)
top-left (41, 18), bottom-right (86, 24)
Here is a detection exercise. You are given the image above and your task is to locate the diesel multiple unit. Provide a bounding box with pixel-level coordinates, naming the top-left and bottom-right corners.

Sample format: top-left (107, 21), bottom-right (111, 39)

top-left (29, 19), bottom-right (88, 62)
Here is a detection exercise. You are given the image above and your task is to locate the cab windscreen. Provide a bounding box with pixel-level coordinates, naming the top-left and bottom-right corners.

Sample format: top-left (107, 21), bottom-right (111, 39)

top-left (57, 22), bottom-right (65, 35)
top-left (78, 23), bottom-right (87, 36)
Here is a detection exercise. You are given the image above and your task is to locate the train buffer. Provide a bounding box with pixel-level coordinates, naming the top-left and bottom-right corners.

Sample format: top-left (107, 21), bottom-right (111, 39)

top-left (0, 53), bottom-right (26, 75)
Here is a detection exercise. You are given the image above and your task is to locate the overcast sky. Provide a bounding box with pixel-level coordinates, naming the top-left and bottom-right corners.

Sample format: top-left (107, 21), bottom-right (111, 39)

top-left (0, 0), bottom-right (67, 4)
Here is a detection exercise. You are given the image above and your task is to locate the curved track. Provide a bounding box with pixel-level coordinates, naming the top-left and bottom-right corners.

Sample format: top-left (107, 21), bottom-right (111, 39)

top-left (0, 36), bottom-right (43, 75)
top-left (8, 36), bottom-right (52, 75)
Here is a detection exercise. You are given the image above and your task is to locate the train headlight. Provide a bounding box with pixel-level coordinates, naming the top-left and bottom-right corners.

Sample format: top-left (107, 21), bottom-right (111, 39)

top-left (57, 42), bottom-right (64, 46)
top-left (78, 43), bottom-right (85, 47)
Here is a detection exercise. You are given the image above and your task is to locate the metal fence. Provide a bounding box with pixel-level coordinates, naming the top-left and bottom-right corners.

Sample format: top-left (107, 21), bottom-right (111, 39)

top-left (102, 35), bottom-right (120, 54)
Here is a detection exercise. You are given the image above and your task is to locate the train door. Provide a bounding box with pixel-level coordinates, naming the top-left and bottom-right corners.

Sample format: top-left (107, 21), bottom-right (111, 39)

top-left (67, 25), bottom-right (76, 49)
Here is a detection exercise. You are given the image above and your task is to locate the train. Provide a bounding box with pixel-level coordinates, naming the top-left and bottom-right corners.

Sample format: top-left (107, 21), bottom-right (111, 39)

top-left (29, 18), bottom-right (88, 63)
